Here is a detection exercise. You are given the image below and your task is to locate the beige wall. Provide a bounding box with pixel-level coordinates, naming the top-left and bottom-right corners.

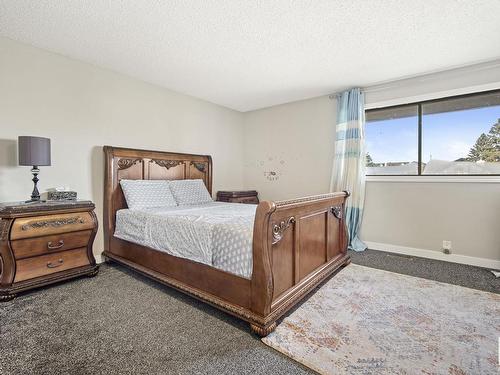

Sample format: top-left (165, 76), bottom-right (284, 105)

top-left (0, 37), bottom-right (245, 259)
top-left (361, 182), bottom-right (500, 261)
top-left (243, 96), bottom-right (335, 200)
top-left (243, 63), bottom-right (500, 264)
top-left (1, 36), bottom-right (499, 265)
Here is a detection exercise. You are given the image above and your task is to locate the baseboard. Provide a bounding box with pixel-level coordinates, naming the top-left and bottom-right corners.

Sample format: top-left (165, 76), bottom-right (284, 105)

top-left (95, 253), bottom-right (105, 264)
top-left (365, 241), bottom-right (500, 270)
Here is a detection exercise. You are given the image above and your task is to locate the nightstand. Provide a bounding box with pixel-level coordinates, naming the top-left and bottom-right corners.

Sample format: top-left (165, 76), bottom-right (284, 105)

top-left (0, 200), bottom-right (98, 301)
top-left (216, 190), bottom-right (259, 204)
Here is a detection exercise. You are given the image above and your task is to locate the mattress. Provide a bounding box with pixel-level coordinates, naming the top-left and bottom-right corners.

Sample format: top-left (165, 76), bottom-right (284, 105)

top-left (114, 202), bottom-right (256, 278)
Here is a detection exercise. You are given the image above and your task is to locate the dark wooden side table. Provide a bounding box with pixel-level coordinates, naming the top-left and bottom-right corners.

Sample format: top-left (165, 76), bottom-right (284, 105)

top-left (216, 190), bottom-right (259, 204)
top-left (0, 200), bottom-right (98, 301)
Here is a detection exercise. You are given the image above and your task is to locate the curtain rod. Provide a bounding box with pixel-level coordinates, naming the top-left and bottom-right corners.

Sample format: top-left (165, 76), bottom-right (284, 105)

top-left (328, 83), bottom-right (403, 99)
top-left (328, 60), bottom-right (500, 100)
top-left (328, 80), bottom-right (425, 99)
top-left (328, 89), bottom-right (364, 100)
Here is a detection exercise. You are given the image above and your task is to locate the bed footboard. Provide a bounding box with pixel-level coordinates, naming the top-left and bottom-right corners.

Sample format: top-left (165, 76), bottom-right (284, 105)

top-left (250, 192), bottom-right (350, 335)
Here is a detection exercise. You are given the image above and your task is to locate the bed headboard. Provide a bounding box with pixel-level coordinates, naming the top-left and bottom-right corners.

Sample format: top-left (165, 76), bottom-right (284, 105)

top-left (103, 146), bottom-right (213, 251)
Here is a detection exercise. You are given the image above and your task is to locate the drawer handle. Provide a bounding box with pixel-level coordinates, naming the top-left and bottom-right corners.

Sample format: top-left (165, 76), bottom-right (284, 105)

top-left (47, 240), bottom-right (64, 250)
top-left (47, 259), bottom-right (64, 268)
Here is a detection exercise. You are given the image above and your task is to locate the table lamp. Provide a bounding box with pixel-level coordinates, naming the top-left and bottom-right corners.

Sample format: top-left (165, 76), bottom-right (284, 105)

top-left (18, 136), bottom-right (51, 202)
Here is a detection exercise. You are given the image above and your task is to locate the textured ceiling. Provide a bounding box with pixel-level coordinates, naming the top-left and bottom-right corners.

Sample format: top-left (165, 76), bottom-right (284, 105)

top-left (1, 1), bottom-right (500, 112)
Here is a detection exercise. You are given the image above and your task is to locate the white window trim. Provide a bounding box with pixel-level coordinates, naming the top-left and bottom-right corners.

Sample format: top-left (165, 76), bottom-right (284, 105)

top-left (364, 81), bottom-right (500, 110)
top-left (366, 175), bottom-right (500, 183)
top-left (364, 83), bottom-right (500, 183)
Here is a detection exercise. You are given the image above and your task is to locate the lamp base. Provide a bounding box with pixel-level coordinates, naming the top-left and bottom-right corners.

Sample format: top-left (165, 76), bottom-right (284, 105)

top-left (24, 198), bottom-right (46, 204)
top-left (29, 166), bottom-right (41, 202)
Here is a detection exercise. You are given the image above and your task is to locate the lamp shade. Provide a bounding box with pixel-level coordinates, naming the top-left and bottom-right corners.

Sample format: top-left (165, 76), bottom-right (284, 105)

top-left (18, 136), bottom-right (51, 166)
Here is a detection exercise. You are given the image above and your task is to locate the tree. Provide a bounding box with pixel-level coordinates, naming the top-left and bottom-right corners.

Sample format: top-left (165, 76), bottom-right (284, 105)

top-left (365, 152), bottom-right (376, 167)
top-left (466, 119), bottom-right (499, 162)
top-left (467, 133), bottom-right (491, 161)
top-left (488, 120), bottom-right (500, 162)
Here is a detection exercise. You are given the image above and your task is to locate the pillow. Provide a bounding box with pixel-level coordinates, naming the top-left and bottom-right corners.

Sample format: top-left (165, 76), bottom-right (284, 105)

top-left (168, 179), bottom-right (213, 205)
top-left (120, 179), bottom-right (177, 210)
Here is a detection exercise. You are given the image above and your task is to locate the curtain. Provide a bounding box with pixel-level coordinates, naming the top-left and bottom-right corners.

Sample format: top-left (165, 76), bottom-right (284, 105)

top-left (330, 88), bottom-right (367, 252)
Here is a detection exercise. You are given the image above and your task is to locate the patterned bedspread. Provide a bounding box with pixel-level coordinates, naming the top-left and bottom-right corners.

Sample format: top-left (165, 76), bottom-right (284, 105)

top-left (114, 202), bottom-right (256, 278)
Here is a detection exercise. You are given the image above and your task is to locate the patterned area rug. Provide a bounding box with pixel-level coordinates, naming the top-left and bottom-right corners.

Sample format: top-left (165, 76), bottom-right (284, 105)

top-left (262, 264), bottom-right (500, 374)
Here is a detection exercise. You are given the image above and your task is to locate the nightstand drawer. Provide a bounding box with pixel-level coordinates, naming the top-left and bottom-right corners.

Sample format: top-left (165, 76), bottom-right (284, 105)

top-left (11, 230), bottom-right (93, 259)
top-left (11, 212), bottom-right (94, 240)
top-left (14, 248), bottom-right (90, 282)
top-left (216, 190), bottom-right (259, 204)
top-left (232, 197), bottom-right (259, 204)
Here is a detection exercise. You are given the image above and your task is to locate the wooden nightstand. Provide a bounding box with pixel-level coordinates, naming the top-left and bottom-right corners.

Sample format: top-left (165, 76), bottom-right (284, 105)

top-left (216, 190), bottom-right (259, 204)
top-left (0, 200), bottom-right (98, 301)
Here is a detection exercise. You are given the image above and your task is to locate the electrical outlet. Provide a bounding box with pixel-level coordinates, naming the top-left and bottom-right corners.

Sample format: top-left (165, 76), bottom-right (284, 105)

top-left (442, 240), bottom-right (452, 254)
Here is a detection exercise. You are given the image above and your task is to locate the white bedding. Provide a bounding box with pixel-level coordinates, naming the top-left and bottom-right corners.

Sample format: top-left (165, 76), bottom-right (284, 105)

top-left (114, 202), bottom-right (256, 278)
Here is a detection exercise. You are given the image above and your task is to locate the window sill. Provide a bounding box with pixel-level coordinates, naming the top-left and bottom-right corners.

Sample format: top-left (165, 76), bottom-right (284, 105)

top-left (365, 175), bottom-right (500, 183)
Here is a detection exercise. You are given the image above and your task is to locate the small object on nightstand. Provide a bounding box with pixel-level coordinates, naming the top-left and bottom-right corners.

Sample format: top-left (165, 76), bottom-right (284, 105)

top-left (47, 190), bottom-right (77, 201)
top-left (216, 190), bottom-right (259, 204)
top-left (0, 200), bottom-right (98, 302)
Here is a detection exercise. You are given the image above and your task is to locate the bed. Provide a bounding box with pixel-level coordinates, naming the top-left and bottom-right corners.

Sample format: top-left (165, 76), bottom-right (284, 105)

top-left (114, 202), bottom-right (256, 278)
top-left (103, 146), bottom-right (351, 336)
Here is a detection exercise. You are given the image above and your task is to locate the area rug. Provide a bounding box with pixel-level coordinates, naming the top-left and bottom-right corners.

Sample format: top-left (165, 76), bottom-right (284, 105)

top-left (262, 264), bottom-right (499, 374)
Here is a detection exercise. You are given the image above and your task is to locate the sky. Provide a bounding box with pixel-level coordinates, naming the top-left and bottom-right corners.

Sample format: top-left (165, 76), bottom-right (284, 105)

top-left (366, 105), bottom-right (500, 163)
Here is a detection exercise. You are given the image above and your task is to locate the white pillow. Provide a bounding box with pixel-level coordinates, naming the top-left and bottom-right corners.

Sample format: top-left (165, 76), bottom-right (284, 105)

top-left (169, 179), bottom-right (213, 205)
top-left (120, 179), bottom-right (177, 210)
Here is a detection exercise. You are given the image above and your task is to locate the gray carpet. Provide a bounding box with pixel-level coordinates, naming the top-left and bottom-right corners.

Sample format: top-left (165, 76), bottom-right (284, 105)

top-left (0, 250), bottom-right (498, 374)
top-left (349, 249), bottom-right (499, 294)
top-left (0, 264), bottom-right (312, 375)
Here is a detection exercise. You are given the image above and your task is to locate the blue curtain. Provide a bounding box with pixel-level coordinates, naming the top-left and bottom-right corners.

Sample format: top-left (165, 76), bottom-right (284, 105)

top-left (330, 88), bottom-right (367, 252)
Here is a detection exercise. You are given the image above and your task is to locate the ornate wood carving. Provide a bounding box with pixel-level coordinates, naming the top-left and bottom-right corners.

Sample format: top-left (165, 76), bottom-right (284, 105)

top-left (0, 293), bottom-right (16, 302)
top-left (272, 216), bottom-right (295, 245)
top-left (331, 205), bottom-right (343, 219)
top-left (151, 159), bottom-right (183, 170)
top-left (250, 322), bottom-right (277, 337)
top-left (117, 158), bottom-right (141, 170)
top-left (0, 201), bottom-right (94, 216)
top-left (87, 268), bottom-right (99, 277)
top-left (190, 161), bottom-right (206, 173)
top-left (0, 219), bottom-right (10, 241)
top-left (21, 216), bottom-right (85, 231)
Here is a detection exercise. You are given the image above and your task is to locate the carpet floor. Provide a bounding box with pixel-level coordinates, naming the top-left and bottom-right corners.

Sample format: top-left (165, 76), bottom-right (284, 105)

top-left (0, 263), bottom-right (312, 375)
top-left (349, 249), bottom-right (499, 294)
top-left (0, 250), bottom-right (498, 374)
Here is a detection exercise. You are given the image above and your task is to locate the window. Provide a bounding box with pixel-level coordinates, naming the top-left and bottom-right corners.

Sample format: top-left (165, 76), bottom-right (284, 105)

top-left (365, 90), bottom-right (500, 176)
top-left (365, 105), bottom-right (419, 175)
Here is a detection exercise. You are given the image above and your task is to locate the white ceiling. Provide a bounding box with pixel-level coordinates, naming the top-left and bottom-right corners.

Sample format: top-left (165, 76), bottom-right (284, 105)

top-left (1, 1), bottom-right (500, 112)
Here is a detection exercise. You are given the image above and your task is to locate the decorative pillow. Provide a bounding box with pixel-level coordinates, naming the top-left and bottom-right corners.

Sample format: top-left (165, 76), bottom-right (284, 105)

top-left (120, 180), bottom-right (177, 210)
top-left (168, 179), bottom-right (213, 205)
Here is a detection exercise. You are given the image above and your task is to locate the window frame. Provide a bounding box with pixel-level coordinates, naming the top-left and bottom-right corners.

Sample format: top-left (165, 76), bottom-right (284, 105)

top-left (365, 88), bottom-right (500, 177)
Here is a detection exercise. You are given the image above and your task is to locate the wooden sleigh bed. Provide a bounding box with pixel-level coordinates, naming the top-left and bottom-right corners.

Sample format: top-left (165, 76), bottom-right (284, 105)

top-left (103, 146), bottom-right (351, 336)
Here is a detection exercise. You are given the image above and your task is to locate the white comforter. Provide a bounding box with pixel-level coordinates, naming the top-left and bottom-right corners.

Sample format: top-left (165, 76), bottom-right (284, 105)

top-left (114, 202), bottom-right (256, 278)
